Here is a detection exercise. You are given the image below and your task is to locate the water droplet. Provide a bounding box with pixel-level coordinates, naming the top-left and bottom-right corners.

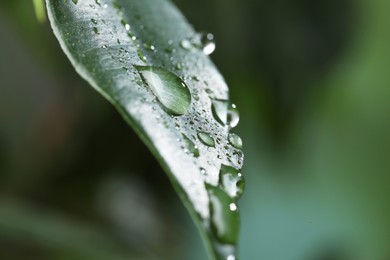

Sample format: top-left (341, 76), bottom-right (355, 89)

top-left (201, 33), bottom-right (216, 55)
top-left (197, 132), bottom-right (215, 147)
top-left (181, 39), bottom-right (193, 50)
top-left (229, 203), bottom-right (237, 211)
top-left (182, 134), bottom-right (200, 157)
top-left (206, 184), bottom-right (240, 244)
top-left (228, 133), bottom-right (243, 149)
top-left (200, 168), bottom-right (207, 175)
top-left (227, 104), bottom-right (239, 128)
top-left (176, 62), bottom-right (184, 70)
top-left (101, 45), bottom-right (107, 49)
top-left (219, 164), bottom-right (245, 199)
top-left (193, 93), bottom-right (200, 101)
top-left (211, 99), bottom-right (228, 125)
top-left (227, 255), bottom-right (236, 260)
top-left (93, 27), bottom-right (99, 34)
top-left (135, 66), bottom-right (192, 116)
top-left (71, 0), bottom-right (78, 4)
top-left (91, 18), bottom-right (98, 24)
top-left (95, 0), bottom-right (101, 6)
top-left (143, 43), bottom-right (156, 52)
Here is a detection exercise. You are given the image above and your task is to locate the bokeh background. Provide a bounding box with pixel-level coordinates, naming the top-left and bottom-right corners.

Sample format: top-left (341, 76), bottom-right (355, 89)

top-left (1, 0), bottom-right (390, 259)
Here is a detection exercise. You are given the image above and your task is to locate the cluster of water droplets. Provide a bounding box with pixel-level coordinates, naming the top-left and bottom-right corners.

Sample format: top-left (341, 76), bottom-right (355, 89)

top-left (132, 34), bottom-right (243, 260)
top-left (181, 32), bottom-right (216, 55)
top-left (69, 0), bottom-right (243, 258)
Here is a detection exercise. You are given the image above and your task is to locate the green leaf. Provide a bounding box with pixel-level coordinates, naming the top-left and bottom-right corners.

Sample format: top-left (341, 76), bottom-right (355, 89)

top-left (45, 0), bottom-right (244, 259)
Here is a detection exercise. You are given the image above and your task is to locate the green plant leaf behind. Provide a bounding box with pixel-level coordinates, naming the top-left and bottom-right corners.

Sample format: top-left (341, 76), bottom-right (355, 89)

top-left (45, 0), bottom-right (244, 259)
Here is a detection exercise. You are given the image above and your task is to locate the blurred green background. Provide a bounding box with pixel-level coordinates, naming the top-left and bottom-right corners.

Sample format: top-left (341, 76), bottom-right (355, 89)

top-left (1, 0), bottom-right (390, 259)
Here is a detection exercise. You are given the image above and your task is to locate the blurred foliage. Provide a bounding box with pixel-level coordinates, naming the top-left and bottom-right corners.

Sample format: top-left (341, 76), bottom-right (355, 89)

top-left (1, 0), bottom-right (390, 259)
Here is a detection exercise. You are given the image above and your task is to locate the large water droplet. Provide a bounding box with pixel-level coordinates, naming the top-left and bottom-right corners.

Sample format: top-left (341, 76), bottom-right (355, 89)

top-left (219, 165), bottom-right (244, 199)
top-left (206, 184), bottom-right (240, 244)
top-left (135, 66), bottom-right (191, 116)
top-left (228, 133), bottom-right (243, 149)
top-left (201, 33), bottom-right (216, 55)
top-left (227, 104), bottom-right (239, 128)
top-left (182, 134), bottom-right (200, 157)
top-left (197, 131), bottom-right (215, 147)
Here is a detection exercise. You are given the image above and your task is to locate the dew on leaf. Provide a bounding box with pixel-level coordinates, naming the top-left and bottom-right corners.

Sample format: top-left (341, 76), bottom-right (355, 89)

top-left (229, 203), bottom-right (237, 211)
top-left (206, 184), bottom-right (240, 245)
top-left (228, 133), bottom-right (243, 149)
top-left (201, 33), bottom-right (216, 55)
top-left (211, 99), bottom-right (228, 125)
top-left (219, 164), bottom-right (244, 199)
top-left (227, 104), bottom-right (239, 129)
top-left (182, 134), bottom-right (200, 157)
top-left (181, 39), bottom-right (193, 50)
top-left (135, 66), bottom-right (192, 116)
top-left (197, 131), bottom-right (215, 147)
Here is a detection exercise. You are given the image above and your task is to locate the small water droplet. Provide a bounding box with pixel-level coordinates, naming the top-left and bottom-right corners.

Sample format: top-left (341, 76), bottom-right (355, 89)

top-left (193, 93), bottom-right (200, 101)
top-left (227, 104), bottom-right (239, 128)
top-left (93, 27), bottom-right (99, 34)
top-left (182, 134), bottom-right (200, 158)
top-left (101, 45), bottom-right (107, 49)
top-left (228, 133), bottom-right (243, 149)
top-left (229, 203), bottom-right (237, 211)
top-left (219, 164), bottom-right (245, 199)
top-left (91, 18), bottom-right (98, 24)
top-left (176, 62), bottom-right (184, 70)
top-left (143, 43), bottom-right (156, 52)
top-left (197, 132), bottom-right (215, 147)
top-left (206, 184), bottom-right (239, 244)
top-left (201, 33), bottom-right (216, 55)
top-left (95, 0), bottom-right (101, 6)
top-left (135, 66), bottom-right (192, 116)
top-left (181, 39), bottom-right (193, 50)
top-left (200, 167), bottom-right (207, 175)
top-left (71, 0), bottom-right (78, 4)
